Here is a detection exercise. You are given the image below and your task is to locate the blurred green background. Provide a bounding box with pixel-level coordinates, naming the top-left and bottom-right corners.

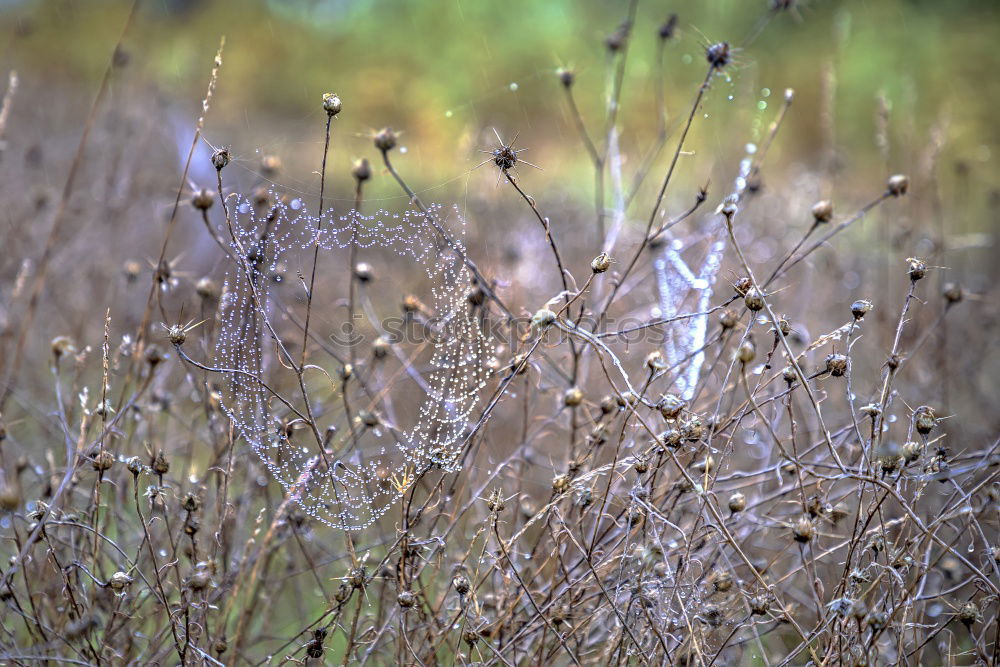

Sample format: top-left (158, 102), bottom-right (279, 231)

top-left (2, 0), bottom-right (999, 212)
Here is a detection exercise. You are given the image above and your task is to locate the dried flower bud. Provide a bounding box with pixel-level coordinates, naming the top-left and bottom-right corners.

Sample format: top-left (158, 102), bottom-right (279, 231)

top-left (374, 127), bottom-right (397, 152)
top-left (91, 450), bottom-right (114, 472)
top-left (51, 335), bottom-right (76, 360)
top-left (192, 188), bottom-right (214, 211)
top-left (887, 174), bottom-right (909, 196)
top-left (563, 386), bottom-right (584, 407)
top-left (166, 324), bottom-right (186, 346)
top-left (705, 42), bottom-right (731, 69)
top-left (659, 429), bottom-right (682, 449)
top-left (737, 338), bottom-right (756, 363)
top-left (372, 336), bottom-right (389, 359)
top-left (322, 93), bottom-right (342, 116)
top-left (728, 492), bottom-right (746, 513)
top-left (811, 200), bottom-right (833, 223)
top-left (646, 350), bottom-right (667, 371)
top-left (750, 596), bottom-right (770, 616)
top-left (452, 574), bottom-right (470, 595)
top-left (557, 67), bottom-right (575, 88)
top-left (600, 394), bottom-right (619, 414)
top-left (792, 515), bottom-right (815, 543)
top-left (152, 451), bottom-right (169, 475)
top-left (710, 570), bottom-right (733, 592)
top-left (397, 590), bottom-right (416, 608)
top-left (552, 474), bottom-right (571, 494)
top-left (182, 492), bottom-right (201, 512)
top-left (351, 157), bottom-right (371, 182)
top-left (733, 276), bottom-right (752, 297)
top-left (825, 353), bottom-right (848, 377)
top-left (958, 602), bottom-right (979, 627)
top-left (353, 262), bottom-right (373, 283)
top-left (591, 252), bottom-right (611, 273)
top-left (126, 456), bottom-right (144, 475)
top-left (658, 13), bottom-right (678, 40)
top-left (719, 308), bottom-right (738, 330)
top-left (901, 441), bottom-right (921, 463)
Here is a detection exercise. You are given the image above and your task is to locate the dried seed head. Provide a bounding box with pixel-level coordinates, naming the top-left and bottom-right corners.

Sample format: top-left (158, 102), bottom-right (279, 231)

top-left (706, 42), bottom-right (731, 69)
top-left (710, 570), bottom-right (734, 593)
top-left (359, 410), bottom-right (379, 428)
top-left (901, 441), bottom-right (921, 463)
top-left (349, 566), bottom-right (366, 589)
top-left (887, 174), bottom-right (909, 196)
top-left (942, 282), bottom-right (963, 304)
top-left (907, 257), bottom-right (927, 282)
top-left (211, 147), bottom-right (230, 171)
top-left (728, 492), bottom-right (746, 513)
top-left (811, 200), bottom-right (833, 223)
top-left (744, 287), bottom-right (765, 312)
top-left (108, 571), bottom-right (132, 592)
top-left (552, 474), bottom-right (571, 494)
top-left (185, 567), bottom-right (212, 591)
top-left (0, 485), bottom-right (21, 511)
top-left (958, 602), bottom-right (979, 627)
top-left (681, 416), bottom-right (705, 442)
top-left (913, 405), bottom-right (936, 435)
top-left (353, 262), bottom-right (374, 283)
top-left (792, 515), bottom-right (816, 543)
top-left (659, 394), bottom-right (685, 420)
top-left (750, 595), bottom-right (770, 616)
top-left (152, 451), bottom-right (170, 475)
top-left (600, 394), bottom-right (619, 414)
top-left (851, 299), bottom-right (873, 320)
top-left (737, 338), bottom-right (756, 364)
top-left (123, 259), bottom-right (141, 282)
top-left (563, 386), bottom-right (584, 408)
top-left (634, 457), bottom-right (649, 474)
top-left (166, 323), bottom-right (186, 346)
top-left (374, 127), bottom-right (397, 152)
top-left (659, 428), bottom-right (682, 449)
top-left (531, 308), bottom-right (557, 329)
top-left (605, 21), bottom-right (630, 52)
top-left (733, 276), bottom-right (752, 297)
top-left (196, 277), bottom-right (219, 301)
top-left (556, 67), bottom-right (575, 88)
top-left (322, 93), bottom-right (342, 116)
top-left (51, 335), bottom-right (76, 360)
top-left (719, 308), bottom-right (738, 330)
top-left (658, 13), bottom-right (678, 40)
top-left (182, 492), bottom-right (201, 512)
top-left (372, 336), bottom-right (389, 359)
top-left (397, 590), bottom-right (416, 608)
top-left (144, 344), bottom-right (165, 367)
top-left (452, 574), bottom-right (471, 595)
top-left (825, 353), bottom-right (848, 377)
top-left (91, 449), bottom-right (114, 472)
top-left (774, 315), bottom-right (791, 337)
top-left (351, 157), bottom-right (371, 182)
top-left (646, 350), bottom-right (667, 371)
top-left (591, 252), bottom-right (611, 273)
top-left (126, 456), bottom-right (144, 476)
top-left (192, 188), bottom-right (214, 211)
top-left (462, 628), bottom-right (480, 645)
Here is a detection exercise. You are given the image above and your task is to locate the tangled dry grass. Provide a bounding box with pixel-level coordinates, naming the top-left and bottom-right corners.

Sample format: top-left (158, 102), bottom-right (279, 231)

top-left (0, 2), bottom-right (998, 665)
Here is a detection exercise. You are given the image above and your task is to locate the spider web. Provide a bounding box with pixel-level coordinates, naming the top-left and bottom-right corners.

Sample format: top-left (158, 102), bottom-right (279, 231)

top-left (214, 195), bottom-right (489, 530)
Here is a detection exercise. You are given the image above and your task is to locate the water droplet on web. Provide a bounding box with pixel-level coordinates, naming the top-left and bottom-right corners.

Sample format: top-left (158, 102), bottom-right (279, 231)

top-left (238, 202), bottom-right (250, 214)
top-left (509, 82), bottom-right (519, 92)
top-left (757, 101), bottom-right (768, 111)
top-left (745, 143), bottom-right (758, 155)
top-left (762, 87), bottom-right (771, 97)
top-left (445, 110), bottom-right (453, 118)
top-left (703, 113), bottom-right (710, 119)
top-left (682, 54), bottom-right (692, 64)
top-left (400, 146), bottom-right (408, 154)
top-left (727, 95), bottom-right (734, 101)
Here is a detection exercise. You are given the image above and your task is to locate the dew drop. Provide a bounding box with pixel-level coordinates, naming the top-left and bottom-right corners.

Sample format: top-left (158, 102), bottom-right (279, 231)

top-left (445, 110), bottom-right (453, 118)
top-left (509, 82), bottom-right (519, 92)
top-left (757, 101), bottom-right (768, 111)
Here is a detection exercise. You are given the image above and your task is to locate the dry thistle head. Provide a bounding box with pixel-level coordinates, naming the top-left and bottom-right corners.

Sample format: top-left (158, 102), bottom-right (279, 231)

top-left (744, 287), bottom-right (765, 312)
top-left (322, 92), bottom-right (342, 116)
top-left (351, 157), bottom-right (371, 182)
top-left (51, 335), bottom-right (76, 361)
top-left (792, 515), bottom-right (816, 543)
top-left (825, 353), bottom-right (848, 377)
top-left (958, 601), bottom-right (980, 628)
top-left (452, 573), bottom-right (471, 596)
top-left (901, 441), bottom-right (922, 463)
top-left (706, 42), bottom-right (731, 69)
top-left (811, 199), bottom-right (833, 223)
top-left (710, 570), bottom-right (733, 592)
top-left (552, 474), bottom-right (571, 494)
top-left (152, 450), bottom-right (169, 475)
top-left (851, 299), bottom-right (873, 320)
top-left (397, 590), bottom-right (416, 608)
top-left (91, 449), bottom-right (114, 472)
top-left (591, 252), bottom-right (611, 273)
top-left (913, 405), bottom-right (936, 435)
top-left (659, 394), bottom-right (685, 420)
top-left (374, 127), bottom-right (397, 152)
top-left (907, 257), bottom-right (927, 282)
top-left (658, 13), bottom-right (678, 40)
top-left (887, 173), bottom-right (909, 196)
top-left (942, 282), bottom-right (963, 304)
top-left (531, 308), bottom-right (557, 330)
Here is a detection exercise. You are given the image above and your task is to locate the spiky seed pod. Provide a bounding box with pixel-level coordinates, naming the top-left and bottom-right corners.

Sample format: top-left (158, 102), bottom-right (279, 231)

top-left (825, 353), bottom-right (848, 377)
top-left (166, 324), bottom-right (186, 346)
top-left (886, 353), bottom-right (901, 370)
top-left (634, 457), bottom-right (649, 474)
top-left (719, 308), bottom-right (738, 330)
top-left (887, 174), bottom-right (909, 196)
top-left (563, 386), bottom-right (584, 408)
top-left (351, 157), bottom-right (371, 182)
top-left (397, 590), bottom-right (416, 608)
top-left (211, 148), bottom-right (230, 171)
top-left (774, 316), bottom-right (791, 336)
top-left (913, 405), bottom-right (936, 435)
top-left (322, 93), bottom-right (342, 116)
top-left (557, 67), bottom-right (575, 88)
top-left (349, 567), bottom-right (366, 589)
top-left (374, 127), bottom-right (397, 152)
top-left (182, 492), bottom-right (201, 512)
top-left (659, 394), bottom-right (685, 420)
top-left (92, 449), bottom-right (114, 472)
top-left (744, 287), bottom-right (765, 312)
top-left (851, 299), bottom-right (873, 320)
top-left (192, 188), bottom-right (214, 211)
top-left (353, 262), bottom-right (373, 283)
top-left (942, 282), bottom-right (963, 304)
top-left (591, 252), bottom-right (611, 273)
top-left (907, 257), bottom-right (927, 282)
top-left (793, 515), bottom-right (816, 543)
top-left (728, 492), bottom-right (746, 513)
top-left (811, 200), bottom-right (833, 223)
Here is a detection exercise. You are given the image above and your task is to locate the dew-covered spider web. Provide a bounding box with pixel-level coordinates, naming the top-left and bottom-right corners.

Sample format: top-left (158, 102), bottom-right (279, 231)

top-left (214, 195), bottom-right (490, 530)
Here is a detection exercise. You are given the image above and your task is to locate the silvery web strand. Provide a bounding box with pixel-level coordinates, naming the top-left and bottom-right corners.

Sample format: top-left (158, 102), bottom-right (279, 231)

top-left (214, 195), bottom-right (489, 530)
